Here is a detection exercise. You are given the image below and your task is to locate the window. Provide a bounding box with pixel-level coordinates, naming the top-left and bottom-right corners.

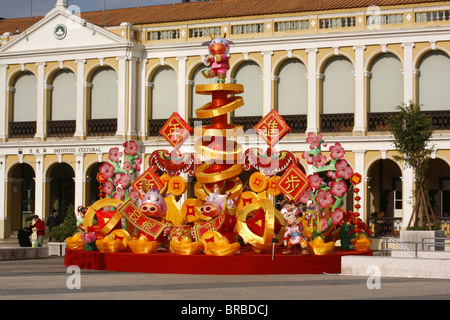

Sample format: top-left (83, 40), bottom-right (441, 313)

top-left (418, 50), bottom-right (450, 111)
top-left (233, 61), bottom-right (262, 117)
top-left (369, 53), bottom-right (403, 112)
top-left (322, 56), bottom-right (354, 114)
top-left (90, 66), bottom-right (118, 119)
top-left (151, 66), bottom-right (177, 119)
top-left (51, 69), bottom-right (76, 120)
top-left (11, 71), bottom-right (37, 122)
top-left (276, 59), bottom-right (307, 116)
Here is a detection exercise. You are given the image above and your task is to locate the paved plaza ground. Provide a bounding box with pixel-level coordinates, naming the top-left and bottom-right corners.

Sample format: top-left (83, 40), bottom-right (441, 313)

top-left (1, 238), bottom-right (450, 307)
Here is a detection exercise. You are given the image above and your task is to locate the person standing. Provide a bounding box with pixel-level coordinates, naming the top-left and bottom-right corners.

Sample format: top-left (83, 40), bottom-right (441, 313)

top-left (46, 210), bottom-right (59, 241)
top-left (31, 215), bottom-right (45, 247)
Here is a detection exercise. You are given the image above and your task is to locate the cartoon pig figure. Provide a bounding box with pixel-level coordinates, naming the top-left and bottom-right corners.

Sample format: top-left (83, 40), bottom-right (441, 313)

top-left (202, 33), bottom-right (234, 83)
top-left (138, 183), bottom-right (171, 251)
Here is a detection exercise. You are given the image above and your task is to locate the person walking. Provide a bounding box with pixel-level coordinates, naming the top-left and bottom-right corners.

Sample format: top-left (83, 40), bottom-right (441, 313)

top-left (46, 210), bottom-right (60, 241)
top-left (31, 215), bottom-right (45, 247)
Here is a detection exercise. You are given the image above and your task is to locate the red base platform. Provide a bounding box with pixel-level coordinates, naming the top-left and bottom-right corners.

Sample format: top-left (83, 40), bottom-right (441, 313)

top-left (64, 246), bottom-right (372, 275)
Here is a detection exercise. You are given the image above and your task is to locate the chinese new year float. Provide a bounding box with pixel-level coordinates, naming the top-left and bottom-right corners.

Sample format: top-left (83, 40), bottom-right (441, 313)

top-left (64, 35), bottom-right (372, 275)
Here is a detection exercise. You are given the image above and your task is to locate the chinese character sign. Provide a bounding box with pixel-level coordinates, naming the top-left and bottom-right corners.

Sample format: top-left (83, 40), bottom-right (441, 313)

top-left (159, 112), bottom-right (193, 148)
top-left (276, 164), bottom-right (309, 202)
top-left (254, 110), bottom-right (291, 147)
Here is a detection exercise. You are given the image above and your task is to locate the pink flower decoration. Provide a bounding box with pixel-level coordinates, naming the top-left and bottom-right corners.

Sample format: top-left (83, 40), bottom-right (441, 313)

top-left (302, 151), bottom-right (314, 165)
top-left (299, 190), bottom-right (311, 204)
top-left (329, 142), bottom-right (345, 160)
top-left (330, 179), bottom-right (347, 197)
top-left (306, 132), bottom-right (323, 149)
top-left (335, 159), bottom-right (353, 179)
top-left (320, 218), bottom-right (329, 232)
top-left (113, 173), bottom-right (130, 188)
top-left (103, 180), bottom-right (114, 195)
top-left (308, 173), bottom-right (322, 189)
top-left (123, 161), bottom-right (132, 172)
top-left (132, 158), bottom-right (142, 171)
top-left (330, 208), bottom-right (345, 226)
top-left (113, 187), bottom-right (125, 201)
top-left (99, 162), bottom-right (114, 179)
top-left (315, 189), bottom-right (334, 208)
top-left (312, 153), bottom-right (327, 167)
top-left (108, 147), bottom-right (122, 162)
top-left (81, 232), bottom-right (96, 244)
top-left (327, 170), bottom-right (337, 180)
top-left (123, 140), bottom-right (138, 156)
top-left (128, 186), bottom-right (139, 203)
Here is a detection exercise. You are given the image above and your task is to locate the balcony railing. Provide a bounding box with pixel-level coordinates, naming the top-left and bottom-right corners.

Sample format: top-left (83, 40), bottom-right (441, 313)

top-left (282, 114), bottom-right (307, 133)
top-left (47, 120), bottom-right (76, 137)
top-left (231, 116), bottom-right (262, 132)
top-left (320, 113), bottom-right (354, 133)
top-left (368, 110), bottom-right (450, 131)
top-left (148, 119), bottom-right (168, 137)
top-left (87, 118), bottom-right (117, 136)
top-left (9, 121), bottom-right (36, 138)
top-left (368, 217), bottom-right (403, 236)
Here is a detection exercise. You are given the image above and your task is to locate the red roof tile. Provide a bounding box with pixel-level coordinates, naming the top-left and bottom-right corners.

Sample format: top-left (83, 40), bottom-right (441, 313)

top-left (0, 0), bottom-right (448, 35)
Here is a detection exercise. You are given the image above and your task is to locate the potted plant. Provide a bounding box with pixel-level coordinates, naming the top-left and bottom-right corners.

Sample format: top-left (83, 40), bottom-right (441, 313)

top-left (48, 204), bottom-right (77, 256)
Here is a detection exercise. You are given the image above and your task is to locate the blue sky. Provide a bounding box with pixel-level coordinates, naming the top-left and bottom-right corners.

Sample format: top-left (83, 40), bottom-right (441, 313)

top-left (0, 0), bottom-right (181, 19)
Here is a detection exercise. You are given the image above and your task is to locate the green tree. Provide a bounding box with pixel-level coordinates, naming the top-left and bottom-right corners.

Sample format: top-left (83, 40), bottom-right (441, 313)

top-left (49, 204), bottom-right (78, 242)
top-left (388, 103), bottom-right (435, 229)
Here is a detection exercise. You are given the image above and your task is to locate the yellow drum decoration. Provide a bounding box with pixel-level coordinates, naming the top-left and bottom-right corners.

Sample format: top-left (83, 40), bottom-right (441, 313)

top-left (249, 172), bottom-right (268, 193)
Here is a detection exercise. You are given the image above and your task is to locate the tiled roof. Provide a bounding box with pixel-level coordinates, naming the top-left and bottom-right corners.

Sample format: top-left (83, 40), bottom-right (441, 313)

top-left (0, 0), bottom-right (448, 34)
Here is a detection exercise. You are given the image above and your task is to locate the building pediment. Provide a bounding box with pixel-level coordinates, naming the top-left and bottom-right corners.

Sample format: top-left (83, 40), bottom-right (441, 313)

top-left (0, 6), bottom-right (130, 55)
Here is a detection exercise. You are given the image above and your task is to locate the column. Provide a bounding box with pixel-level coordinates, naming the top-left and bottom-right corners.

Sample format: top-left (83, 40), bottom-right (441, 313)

top-left (262, 51), bottom-right (273, 115)
top-left (306, 48), bottom-right (319, 133)
top-left (177, 56), bottom-right (187, 120)
top-left (74, 59), bottom-right (86, 139)
top-left (0, 155), bottom-right (6, 238)
top-left (35, 62), bottom-right (46, 140)
top-left (0, 64), bottom-right (8, 140)
top-left (74, 153), bottom-right (84, 209)
top-left (127, 57), bottom-right (137, 138)
top-left (34, 154), bottom-right (44, 219)
top-left (402, 42), bottom-right (415, 104)
top-left (116, 56), bottom-right (127, 138)
top-left (353, 45), bottom-right (366, 136)
top-left (138, 58), bottom-right (148, 139)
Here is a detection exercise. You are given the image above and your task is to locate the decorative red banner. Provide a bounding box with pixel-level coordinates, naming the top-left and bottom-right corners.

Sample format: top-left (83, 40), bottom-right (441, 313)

top-left (276, 164), bottom-right (309, 202)
top-left (159, 112), bottom-right (193, 148)
top-left (118, 199), bottom-right (166, 239)
top-left (194, 210), bottom-right (227, 241)
top-left (131, 167), bottom-right (164, 199)
top-left (254, 109), bottom-right (291, 147)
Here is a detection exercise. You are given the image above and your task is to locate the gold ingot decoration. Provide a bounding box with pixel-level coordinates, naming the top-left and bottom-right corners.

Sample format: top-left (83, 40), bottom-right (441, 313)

top-left (203, 242), bottom-right (241, 256)
top-left (351, 234), bottom-right (373, 251)
top-left (65, 234), bottom-right (84, 251)
top-left (170, 238), bottom-right (203, 255)
top-left (109, 229), bottom-right (131, 250)
top-left (307, 237), bottom-right (335, 255)
top-left (128, 238), bottom-right (159, 254)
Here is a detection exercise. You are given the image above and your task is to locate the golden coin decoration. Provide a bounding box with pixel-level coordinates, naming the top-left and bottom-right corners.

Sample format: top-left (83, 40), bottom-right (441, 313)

top-left (267, 175), bottom-right (281, 196)
top-left (249, 172), bottom-right (268, 193)
top-left (168, 175), bottom-right (187, 196)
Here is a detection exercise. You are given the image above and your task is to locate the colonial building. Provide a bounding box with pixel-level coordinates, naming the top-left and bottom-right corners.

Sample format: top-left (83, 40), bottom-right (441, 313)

top-left (1, 0), bottom-right (450, 238)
